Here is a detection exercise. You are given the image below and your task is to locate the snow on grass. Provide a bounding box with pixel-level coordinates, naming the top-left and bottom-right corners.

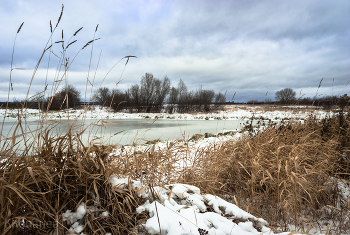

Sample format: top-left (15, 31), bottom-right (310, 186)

top-left (109, 176), bottom-right (313, 235)
top-left (56, 173), bottom-right (350, 234)
top-left (62, 202), bottom-right (109, 233)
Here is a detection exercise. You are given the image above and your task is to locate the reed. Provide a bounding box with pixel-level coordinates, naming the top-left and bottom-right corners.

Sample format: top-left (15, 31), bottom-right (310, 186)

top-left (0, 5), bottom-right (145, 234)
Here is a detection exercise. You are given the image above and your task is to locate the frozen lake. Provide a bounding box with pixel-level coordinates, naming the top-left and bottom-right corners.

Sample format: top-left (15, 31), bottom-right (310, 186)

top-left (0, 118), bottom-right (254, 146)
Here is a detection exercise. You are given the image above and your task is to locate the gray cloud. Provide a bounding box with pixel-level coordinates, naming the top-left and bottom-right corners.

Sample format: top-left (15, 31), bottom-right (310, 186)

top-left (0, 0), bottom-right (349, 103)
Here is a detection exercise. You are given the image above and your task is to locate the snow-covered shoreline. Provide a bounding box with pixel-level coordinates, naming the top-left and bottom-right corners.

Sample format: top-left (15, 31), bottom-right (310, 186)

top-left (0, 105), bottom-right (333, 121)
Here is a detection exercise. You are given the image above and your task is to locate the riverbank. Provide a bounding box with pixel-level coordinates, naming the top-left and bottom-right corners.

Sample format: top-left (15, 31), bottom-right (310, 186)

top-left (0, 104), bottom-right (333, 121)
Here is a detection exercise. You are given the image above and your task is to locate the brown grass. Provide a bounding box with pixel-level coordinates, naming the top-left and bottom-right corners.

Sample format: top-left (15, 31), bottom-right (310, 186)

top-left (103, 112), bottom-right (350, 234)
top-left (0, 5), bottom-right (145, 234)
top-left (1, 4), bottom-right (349, 234)
top-left (0, 131), bottom-right (148, 234)
top-left (215, 116), bottom-right (349, 232)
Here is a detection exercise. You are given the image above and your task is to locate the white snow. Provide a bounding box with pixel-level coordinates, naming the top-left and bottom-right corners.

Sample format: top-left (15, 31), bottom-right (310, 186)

top-left (0, 105), bottom-right (334, 121)
top-left (123, 177), bottom-right (317, 235)
top-left (61, 201), bottom-right (111, 234)
top-left (62, 202), bottom-right (87, 234)
top-left (58, 174), bottom-right (348, 234)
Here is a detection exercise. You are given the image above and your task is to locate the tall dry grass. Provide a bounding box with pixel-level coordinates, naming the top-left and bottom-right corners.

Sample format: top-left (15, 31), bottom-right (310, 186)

top-left (0, 5), bottom-right (145, 234)
top-left (1, 4), bottom-right (349, 235)
top-left (169, 112), bottom-right (350, 234)
top-left (104, 111), bottom-right (350, 234)
top-left (0, 131), bottom-right (148, 234)
top-left (215, 115), bottom-right (349, 232)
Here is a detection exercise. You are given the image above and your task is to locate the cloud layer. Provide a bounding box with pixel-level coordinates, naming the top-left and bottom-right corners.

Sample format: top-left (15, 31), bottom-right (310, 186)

top-left (1, 0), bottom-right (349, 102)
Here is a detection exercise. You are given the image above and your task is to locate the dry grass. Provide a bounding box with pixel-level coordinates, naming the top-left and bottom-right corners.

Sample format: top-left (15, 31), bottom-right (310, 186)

top-left (1, 5), bottom-right (350, 234)
top-left (213, 114), bottom-right (350, 233)
top-left (0, 131), bottom-right (148, 234)
top-left (0, 6), bottom-right (146, 234)
top-left (195, 113), bottom-right (349, 234)
top-left (103, 111), bottom-right (350, 234)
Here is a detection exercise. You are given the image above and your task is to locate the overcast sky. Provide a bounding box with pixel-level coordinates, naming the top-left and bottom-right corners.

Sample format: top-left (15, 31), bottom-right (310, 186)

top-left (1, 0), bottom-right (349, 103)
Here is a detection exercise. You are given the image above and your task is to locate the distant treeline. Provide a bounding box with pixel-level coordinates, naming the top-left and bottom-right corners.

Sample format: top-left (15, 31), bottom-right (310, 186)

top-left (1, 95), bottom-right (347, 112)
top-left (247, 95), bottom-right (349, 108)
top-left (94, 73), bottom-right (226, 113)
top-left (0, 85), bottom-right (82, 111)
top-left (1, 74), bottom-right (348, 112)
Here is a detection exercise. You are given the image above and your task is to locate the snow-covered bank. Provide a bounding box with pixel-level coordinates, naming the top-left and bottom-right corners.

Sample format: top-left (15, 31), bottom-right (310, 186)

top-left (0, 105), bottom-right (333, 121)
top-left (62, 174), bottom-right (349, 235)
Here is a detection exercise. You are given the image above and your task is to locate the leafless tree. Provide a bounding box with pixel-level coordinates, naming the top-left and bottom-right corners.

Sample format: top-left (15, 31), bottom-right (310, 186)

top-left (178, 79), bottom-right (187, 99)
top-left (177, 79), bottom-right (189, 112)
top-left (129, 84), bottom-right (140, 112)
top-left (140, 73), bottom-right (156, 109)
top-left (215, 92), bottom-right (226, 103)
top-left (153, 76), bottom-right (171, 112)
top-left (130, 73), bottom-right (171, 112)
top-left (168, 87), bottom-right (179, 104)
top-left (94, 87), bottom-right (111, 106)
top-left (110, 89), bottom-right (129, 111)
top-left (198, 88), bottom-right (215, 111)
top-left (275, 88), bottom-right (296, 104)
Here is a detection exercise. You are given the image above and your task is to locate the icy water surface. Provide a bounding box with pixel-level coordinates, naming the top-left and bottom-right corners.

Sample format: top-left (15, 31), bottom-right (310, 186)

top-left (1, 118), bottom-right (254, 146)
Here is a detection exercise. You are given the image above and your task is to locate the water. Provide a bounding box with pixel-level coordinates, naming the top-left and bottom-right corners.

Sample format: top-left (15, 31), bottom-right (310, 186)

top-left (1, 118), bottom-right (250, 147)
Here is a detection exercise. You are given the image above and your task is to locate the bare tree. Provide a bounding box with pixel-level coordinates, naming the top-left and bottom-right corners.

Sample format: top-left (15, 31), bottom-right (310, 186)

top-left (215, 92), bottom-right (226, 103)
top-left (110, 89), bottom-right (129, 111)
top-left (178, 79), bottom-right (187, 98)
top-left (200, 89), bottom-right (215, 111)
top-left (140, 73), bottom-right (156, 109)
top-left (153, 76), bottom-right (171, 112)
top-left (129, 84), bottom-right (140, 112)
top-left (94, 87), bottom-right (111, 106)
top-left (131, 73), bottom-right (172, 112)
top-left (167, 86), bottom-right (178, 113)
top-left (177, 79), bottom-right (188, 112)
top-left (168, 87), bottom-right (179, 104)
top-left (275, 88), bottom-right (296, 104)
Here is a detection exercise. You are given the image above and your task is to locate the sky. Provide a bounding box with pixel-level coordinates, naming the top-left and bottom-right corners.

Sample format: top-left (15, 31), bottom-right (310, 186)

top-left (0, 0), bottom-right (349, 103)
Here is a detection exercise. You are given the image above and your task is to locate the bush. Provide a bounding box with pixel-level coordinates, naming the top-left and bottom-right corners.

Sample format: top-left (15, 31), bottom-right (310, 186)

top-left (189, 133), bottom-right (203, 141)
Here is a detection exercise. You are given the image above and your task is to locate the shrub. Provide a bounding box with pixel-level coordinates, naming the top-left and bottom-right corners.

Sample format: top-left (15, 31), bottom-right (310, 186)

top-left (204, 132), bottom-right (216, 138)
top-left (189, 133), bottom-right (203, 141)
